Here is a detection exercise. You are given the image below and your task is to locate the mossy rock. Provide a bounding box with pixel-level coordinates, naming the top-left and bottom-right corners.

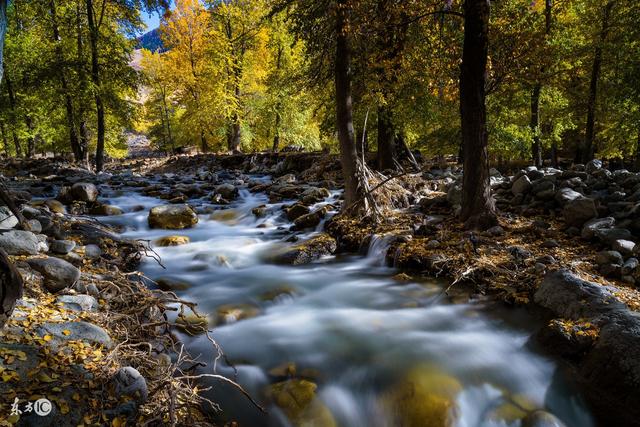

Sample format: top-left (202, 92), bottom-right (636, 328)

top-left (155, 235), bottom-right (191, 247)
top-left (271, 234), bottom-right (337, 265)
top-left (488, 393), bottom-right (536, 423)
top-left (259, 285), bottom-right (296, 301)
top-left (156, 276), bottom-right (192, 291)
top-left (381, 365), bottom-right (462, 427)
top-left (268, 379), bottom-right (336, 427)
top-left (45, 199), bottom-right (67, 214)
top-left (89, 203), bottom-right (123, 216)
top-left (175, 313), bottom-right (209, 335)
top-left (148, 204), bottom-right (198, 229)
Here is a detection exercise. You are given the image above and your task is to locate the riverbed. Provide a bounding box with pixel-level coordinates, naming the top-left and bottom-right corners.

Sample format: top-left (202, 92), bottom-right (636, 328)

top-left (98, 175), bottom-right (593, 427)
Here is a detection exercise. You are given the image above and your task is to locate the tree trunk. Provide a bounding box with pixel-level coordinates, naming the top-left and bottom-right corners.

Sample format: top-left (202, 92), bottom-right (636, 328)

top-left (582, 1), bottom-right (614, 164)
top-left (200, 131), bottom-right (208, 153)
top-left (272, 107), bottom-right (281, 152)
top-left (530, 84), bottom-right (542, 168)
top-left (25, 115), bottom-right (35, 158)
top-left (50, 0), bottom-right (82, 162)
top-left (76, 3), bottom-right (89, 166)
top-left (0, 248), bottom-right (23, 329)
top-left (530, 0), bottom-right (552, 169)
top-left (0, 121), bottom-right (8, 157)
top-left (86, 0), bottom-right (105, 172)
top-left (4, 75), bottom-right (22, 158)
top-left (634, 128), bottom-right (640, 171)
top-left (377, 105), bottom-right (396, 171)
top-left (0, 0), bottom-right (6, 85)
top-left (335, 0), bottom-right (368, 212)
top-left (459, 0), bottom-right (497, 230)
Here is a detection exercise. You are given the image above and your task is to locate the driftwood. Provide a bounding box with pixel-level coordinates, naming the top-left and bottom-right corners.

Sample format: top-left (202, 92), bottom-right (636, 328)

top-left (0, 248), bottom-right (23, 328)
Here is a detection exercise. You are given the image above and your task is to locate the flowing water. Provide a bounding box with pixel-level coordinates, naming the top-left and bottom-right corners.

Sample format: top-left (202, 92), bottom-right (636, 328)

top-left (98, 176), bottom-right (594, 427)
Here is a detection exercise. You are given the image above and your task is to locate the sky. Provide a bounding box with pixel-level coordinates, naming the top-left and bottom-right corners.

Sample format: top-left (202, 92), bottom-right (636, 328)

top-left (141, 10), bottom-right (163, 32)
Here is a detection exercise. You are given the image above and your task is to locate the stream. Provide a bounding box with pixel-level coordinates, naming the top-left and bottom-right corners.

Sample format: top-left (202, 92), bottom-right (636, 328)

top-left (98, 175), bottom-right (594, 427)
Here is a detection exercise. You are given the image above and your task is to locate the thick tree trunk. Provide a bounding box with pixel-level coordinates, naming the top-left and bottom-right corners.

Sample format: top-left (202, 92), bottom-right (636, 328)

top-left (377, 105), bottom-right (396, 171)
top-left (0, 122), bottom-right (7, 156)
top-left (76, 3), bottom-right (89, 166)
top-left (582, 1), bottom-right (614, 164)
top-left (200, 131), bottom-right (208, 153)
top-left (335, 0), bottom-right (368, 212)
top-left (86, 0), bottom-right (105, 172)
top-left (0, 248), bottom-right (23, 329)
top-left (228, 80), bottom-right (242, 152)
top-left (530, 0), bottom-right (552, 169)
top-left (460, 0), bottom-right (497, 230)
top-left (50, 0), bottom-right (82, 162)
top-left (25, 115), bottom-right (35, 158)
top-left (634, 128), bottom-right (640, 171)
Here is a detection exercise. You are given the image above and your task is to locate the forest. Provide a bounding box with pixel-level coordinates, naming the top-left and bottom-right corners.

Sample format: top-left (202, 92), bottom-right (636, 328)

top-left (0, 0), bottom-right (639, 426)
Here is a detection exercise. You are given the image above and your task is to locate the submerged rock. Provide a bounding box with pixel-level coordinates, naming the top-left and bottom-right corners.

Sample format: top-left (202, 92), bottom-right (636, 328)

top-left (175, 312), bottom-right (209, 335)
top-left (215, 304), bottom-right (260, 325)
top-left (381, 365), bottom-right (461, 427)
top-left (268, 379), bottom-right (336, 427)
top-left (70, 182), bottom-right (99, 202)
top-left (148, 204), bottom-right (198, 229)
top-left (155, 235), bottom-right (190, 247)
top-left (272, 234), bottom-right (337, 265)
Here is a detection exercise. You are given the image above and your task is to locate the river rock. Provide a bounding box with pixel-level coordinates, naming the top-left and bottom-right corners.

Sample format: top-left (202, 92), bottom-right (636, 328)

top-left (56, 294), bottom-right (98, 312)
top-left (0, 230), bottom-right (40, 255)
top-left (215, 304), bottom-right (260, 325)
top-left (612, 239), bottom-right (635, 256)
top-left (286, 204), bottom-right (311, 221)
top-left (0, 206), bottom-right (18, 229)
top-left (595, 250), bottom-right (623, 266)
top-left (268, 379), bottom-right (336, 427)
top-left (49, 239), bottom-right (76, 255)
top-left (593, 227), bottom-right (632, 245)
top-left (84, 244), bottom-right (102, 260)
top-left (581, 217), bottom-right (615, 240)
top-left (155, 235), bottom-right (190, 247)
top-left (534, 269), bottom-right (624, 319)
top-left (27, 256), bottom-right (81, 292)
top-left (89, 203), bottom-right (123, 216)
top-left (148, 204), bottom-right (198, 229)
top-left (113, 367), bottom-right (148, 403)
top-left (622, 257), bottom-right (639, 275)
top-left (555, 188), bottom-right (583, 206)
top-left (301, 187), bottom-right (331, 204)
top-left (36, 320), bottom-right (112, 350)
top-left (511, 175), bottom-right (532, 195)
top-left (215, 183), bottom-right (238, 200)
top-left (382, 365), bottom-right (461, 427)
top-left (272, 234), bottom-right (337, 265)
top-left (562, 197), bottom-right (597, 227)
top-left (585, 159), bottom-right (603, 173)
top-left (175, 312), bottom-right (209, 335)
top-left (70, 182), bottom-right (99, 202)
top-left (293, 210), bottom-right (323, 230)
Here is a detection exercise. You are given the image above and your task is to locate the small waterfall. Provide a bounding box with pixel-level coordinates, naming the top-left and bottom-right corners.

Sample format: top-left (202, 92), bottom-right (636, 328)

top-left (366, 234), bottom-right (395, 266)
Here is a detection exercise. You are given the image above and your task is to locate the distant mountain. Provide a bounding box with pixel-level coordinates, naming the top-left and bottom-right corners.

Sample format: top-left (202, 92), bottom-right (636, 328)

top-left (136, 28), bottom-right (164, 52)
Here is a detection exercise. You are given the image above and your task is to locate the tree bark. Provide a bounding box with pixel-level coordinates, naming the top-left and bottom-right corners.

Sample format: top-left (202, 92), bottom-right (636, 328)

top-left (25, 115), bottom-right (35, 158)
top-left (377, 105), bottom-right (396, 171)
top-left (582, 1), bottom-right (614, 164)
top-left (272, 107), bottom-right (281, 152)
top-left (0, 121), bottom-right (7, 156)
top-left (634, 128), bottom-right (640, 171)
top-left (4, 75), bottom-right (22, 157)
top-left (50, 0), bottom-right (82, 162)
top-left (76, 2), bottom-right (89, 166)
top-left (460, 0), bottom-right (497, 230)
top-left (86, 0), bottom-right (105, 172)
top-left (0, 248), bottom-right (23, 329)
top-left (335, 0), bottom-right (368, 212)
top-left (530, 0), bottom-right (552, 168)
top-left (0, 0), bottom-right (6, 85)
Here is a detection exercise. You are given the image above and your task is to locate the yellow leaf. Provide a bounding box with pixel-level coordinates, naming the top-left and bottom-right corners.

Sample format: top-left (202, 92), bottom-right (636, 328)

top-left (43, 335), bottom-right (52, 342)
top-left (62, 330), bottom-right (71, 336)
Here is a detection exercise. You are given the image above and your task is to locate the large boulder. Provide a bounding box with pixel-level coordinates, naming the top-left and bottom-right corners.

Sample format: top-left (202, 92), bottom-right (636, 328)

top-left (534, 269), bottom-right (624, 319)
top-left (70, 182), bottom-right (99, 202)
top-left (555, 188), bottom-right (583, 206)
top-left (0, 230), bottom-right (41, 255)
top-left (562, 197), bottom-right (597, 227)
top-left (148, 204), bottom-right (198, 229)
top-left (268, 379), bottom-right (336, 427)
top-left (272, 234), bottom-right (337, 265)
top-left (27, 256), bottom-right (81, 292)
